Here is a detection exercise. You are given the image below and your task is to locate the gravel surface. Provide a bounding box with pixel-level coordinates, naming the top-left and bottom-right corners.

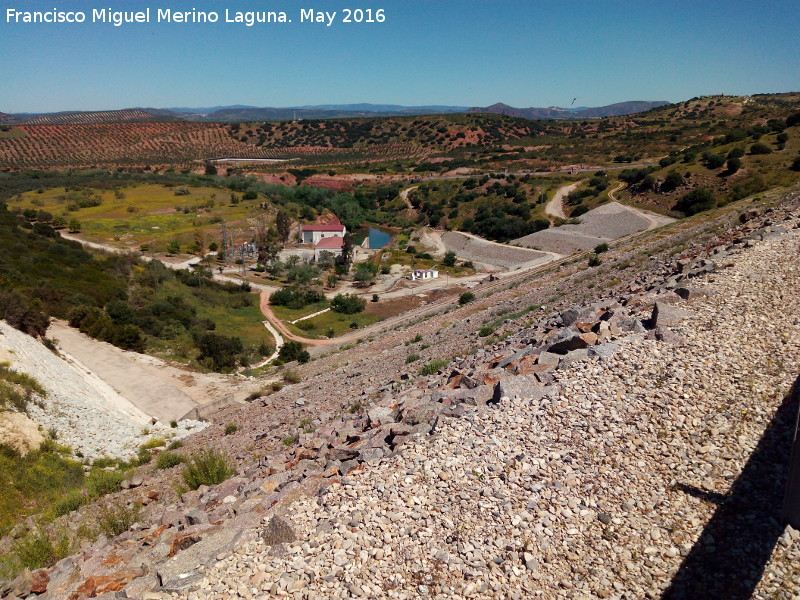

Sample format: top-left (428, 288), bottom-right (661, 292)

top-left (442, 232), bottom-right (553, 268)
top-left (6, 190), bottom-right (799, 600)
top-left (177, 207), bottom-right (800, 598)
top-left (514, 202), bottom-right (670, 254)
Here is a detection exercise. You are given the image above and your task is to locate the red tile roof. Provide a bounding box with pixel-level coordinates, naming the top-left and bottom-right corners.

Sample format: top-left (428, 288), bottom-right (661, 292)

top-left (302, 224), bottom-right (346, 232)
top-left (315, 236), bottom-right (344, 249)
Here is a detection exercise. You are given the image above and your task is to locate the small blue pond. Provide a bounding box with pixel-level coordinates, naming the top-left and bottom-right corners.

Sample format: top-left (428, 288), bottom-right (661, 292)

top-left (368, 227), bottom-right (391, 249)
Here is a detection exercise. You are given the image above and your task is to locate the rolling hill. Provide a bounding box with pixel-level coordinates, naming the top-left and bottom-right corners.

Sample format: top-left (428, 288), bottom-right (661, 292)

top-left (467, 100), bottom-right (670, 120)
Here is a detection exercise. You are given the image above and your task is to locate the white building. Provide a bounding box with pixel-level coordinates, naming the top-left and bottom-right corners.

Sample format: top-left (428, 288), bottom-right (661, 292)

top-left (300, 216), bottom-right (346, 244)
top-left (409, 268), bottom-right (439, 281)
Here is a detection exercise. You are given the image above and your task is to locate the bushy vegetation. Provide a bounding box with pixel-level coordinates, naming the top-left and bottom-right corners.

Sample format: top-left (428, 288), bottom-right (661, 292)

top-left (269, 286), bottom-right (325, 309)
top-left (675, 188), bottom-right (717, 216)
top-left (277, 340), bottom-right (310, 364)
top-left (419, 359), bottom-right (449, 376)
top-left (10, 526), bottom-right (72, 572)
top-left (181, 449), bottom-right (235, 490)
top-left (0, 440), bottom-right (84, 536)
top-left (0, 362), bottom-right (46, 412)
top-left (97, 500), bottom-right (142, 538)
top-left (155, 450), bottom-right (185, 469)
top-left (330, 293), bottom-right (366, 314)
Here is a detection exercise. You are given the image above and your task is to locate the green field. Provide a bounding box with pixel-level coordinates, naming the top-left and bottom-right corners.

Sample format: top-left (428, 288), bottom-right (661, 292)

top-left (271, 301), bottom-right (382, 338)
top-left (9, 183), bottom-right (265, 252)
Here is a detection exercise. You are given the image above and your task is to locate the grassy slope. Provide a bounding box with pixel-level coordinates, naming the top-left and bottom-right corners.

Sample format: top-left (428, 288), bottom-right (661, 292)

top-left (9, 183), bottom-right (265, 251)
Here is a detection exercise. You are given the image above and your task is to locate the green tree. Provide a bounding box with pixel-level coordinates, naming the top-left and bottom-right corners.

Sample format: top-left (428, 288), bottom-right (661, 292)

top-left (196, 332), bottom-right (243, 372)
top-left (166, 240), bottom-right (181, 255)
top-left (340, 232), bottom-right (354, 266)
top-left (204, 162), bottom-right (218, 176)
top-left (662, 171), bottom-right (684, 192)
top-left (330, 293), bottom-right (366, 314)
top-left (354, 262), bottom-right (377, 284)
top-left (726, 157), bottom-right (742, 174)
top-left (443, 250), bottom-right (457, 267)
top-left (278, 341), bottom-right (310, 364)
top-left (701, 151), bottom-right (725, 169)
top-left (750, 143), bottom-right (772, 155)
top-left (275, 210), bottom-right (292, 246)
top-left (67, 219), bottom-right (81, 233)
top-left (675, 188), bottom-right (716, 216)
top-left (791, 156), bottom-right (800, 172)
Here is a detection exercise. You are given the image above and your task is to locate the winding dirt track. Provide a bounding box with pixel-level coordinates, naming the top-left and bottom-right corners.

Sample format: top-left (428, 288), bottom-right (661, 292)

top-left (607, 181), bottom-right (626, 202)
top-left (545, 182), bottom-right (580, 220)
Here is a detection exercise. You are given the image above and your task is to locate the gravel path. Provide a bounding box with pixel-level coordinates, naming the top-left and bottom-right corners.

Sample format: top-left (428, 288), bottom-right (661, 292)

top-left (183, 211), bottom-right (800, 598)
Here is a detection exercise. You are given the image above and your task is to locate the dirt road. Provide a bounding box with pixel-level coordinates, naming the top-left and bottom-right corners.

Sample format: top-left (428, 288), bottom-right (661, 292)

top-left (545, 182), bottom-right (581, 220)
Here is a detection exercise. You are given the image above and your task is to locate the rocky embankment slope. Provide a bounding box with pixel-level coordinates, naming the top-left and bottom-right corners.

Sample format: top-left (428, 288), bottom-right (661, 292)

top-left (0, 322), bottom-right (205, 459)
top-left (2, 190), bottom-right (800, 599)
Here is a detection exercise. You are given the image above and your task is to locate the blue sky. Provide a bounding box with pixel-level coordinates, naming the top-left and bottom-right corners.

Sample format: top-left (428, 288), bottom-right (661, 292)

top-left (1, 0), bottom-right (798, 112)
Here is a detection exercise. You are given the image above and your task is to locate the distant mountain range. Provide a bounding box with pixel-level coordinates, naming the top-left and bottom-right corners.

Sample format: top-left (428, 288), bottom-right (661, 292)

top-left (2, 100), bottom-right (670, 125)
top-left (467, 101), bottom-right (670, 120)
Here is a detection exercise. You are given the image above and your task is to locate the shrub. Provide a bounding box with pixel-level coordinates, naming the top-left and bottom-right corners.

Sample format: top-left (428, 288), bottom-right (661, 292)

top-left (478, 326), bottom-right (494, 337)
top-left (283, 369), bottom-right (301, 384)
top-left (182, 449), bottom-right (235, 490)
top-left (791, 156), bottom-right (800, 172)
top-left (224, 424), bottom-right (238, 435)
top-left (52, 489), bottom-right (87, 517)
top-left (406, 334), bottom-right (423, 345)
top-left (196, 332), bottom-right (244, 372)
top-left (86, 469), bottom-right (126, 498)
top-left (269, 287), bottom-right (324, 309)
top-left (140, 438), bottom-right (166, 450)
top-left (662, 171), bottom-right (684, 192)
top-left (155, 451), bottom-right (185, 470)
top-left (750, 143), bottom-right (772, 155)
top-left (12, 527), bottom-right (72, 570)
top-left (278, 341), bottom-right (309, 364)
top-left (588, 255), bottom-right (601, 267)
top-left (136, 447), bottom-right (152, 465)
top-left (594, 243), bottom-right (609, 254)
top-left (406, 353), bottom-right (420, 364)
top-left (97, 501), bottom-right (142, 537)
top-left (372, 294), bottom-right (379, 302)
top-left (675, 188), bottom-right (716, 216)
top-left (726, 156), bottom-right (742, 174)
top-left (459, 292), bottom-right (475, 305)
top-left (419, 359), bottom-right (448, 376)
top-left (330, 293), bottom-right (366, 315)
top-left (167, 439), bottom-right (184, 450)
top-left (170, 420), bottom-right (178, 428)
top-left (571, 205), bottom-right (589, 218)
top-left (701, 151), bottom-right (726, 169)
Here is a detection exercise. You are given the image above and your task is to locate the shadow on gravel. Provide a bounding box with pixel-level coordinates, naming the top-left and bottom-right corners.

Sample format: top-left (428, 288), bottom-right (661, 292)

top-left (662, 375), bottom-right (799, 600)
